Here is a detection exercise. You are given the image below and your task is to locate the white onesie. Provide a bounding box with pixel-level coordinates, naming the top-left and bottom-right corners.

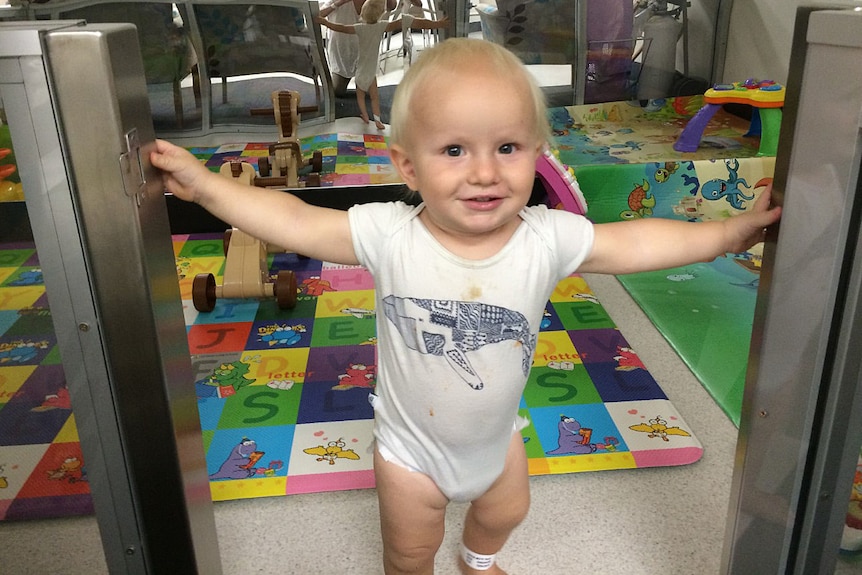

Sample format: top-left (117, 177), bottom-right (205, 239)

top-left (352, 20), bottom-right (390, 92)
top-left (348, 202), bottom-right (594, 502)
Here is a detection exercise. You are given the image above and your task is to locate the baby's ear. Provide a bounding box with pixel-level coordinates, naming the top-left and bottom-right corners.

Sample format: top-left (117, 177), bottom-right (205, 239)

top-left (389, 144), bottom-right (419, 191)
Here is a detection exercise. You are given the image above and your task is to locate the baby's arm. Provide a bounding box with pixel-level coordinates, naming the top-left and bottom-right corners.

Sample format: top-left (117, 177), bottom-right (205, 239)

top-left (580, 185), bottom-right (782, 275)
top-left (150, 139), bottom-right (358, 265)
top-left (411, 15), bottom-right (449, 30)
top-left (316, 16), bottom-right (357, 34)
top-left (386, 14), bottom-right (449, 33)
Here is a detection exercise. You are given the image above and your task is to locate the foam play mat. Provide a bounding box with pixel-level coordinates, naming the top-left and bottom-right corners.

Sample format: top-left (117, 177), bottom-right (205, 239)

top-left (548, 96), bottom-right (763, 168)
top-left (540, 98), bottom-right (775, 427)
top-left (178, 234), bottom-right (704, 501)
top-left (0, 244), bottom-right (93, 521)
top-left (0, 234), bottom-right (703, 519)
top-left (573, 156), bottom-right (776, 427)
top-left (612, 259), bottom-right (760, 428)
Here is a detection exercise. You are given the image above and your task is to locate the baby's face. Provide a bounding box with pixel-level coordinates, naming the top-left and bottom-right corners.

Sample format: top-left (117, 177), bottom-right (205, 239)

top-left (390, 65), bottom-right (543, 252)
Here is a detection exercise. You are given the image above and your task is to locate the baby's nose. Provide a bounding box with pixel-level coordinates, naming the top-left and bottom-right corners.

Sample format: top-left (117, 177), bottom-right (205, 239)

top-left (468, 154), bottom-right (500, 185)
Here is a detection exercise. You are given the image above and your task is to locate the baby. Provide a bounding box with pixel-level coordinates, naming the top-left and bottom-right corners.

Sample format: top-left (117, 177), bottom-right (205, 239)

top-left (317, 0), bottom-right (448, 129)
top-left (151, 38), bottom-right (780, 575)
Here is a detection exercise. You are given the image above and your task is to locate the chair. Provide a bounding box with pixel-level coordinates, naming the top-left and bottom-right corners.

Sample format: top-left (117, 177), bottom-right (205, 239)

top-left (52, 2), bottom-right (197, 128)
top-left (193, 3), bottom-right (322, 107)
top-left (379, 0), bottom-right (437, 72)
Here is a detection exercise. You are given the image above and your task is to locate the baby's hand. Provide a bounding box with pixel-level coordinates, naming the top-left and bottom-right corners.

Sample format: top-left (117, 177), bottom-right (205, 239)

top-left (150, 139), bottom-right (212, 204)
top-left (723, 184), bottom-right (782, 254)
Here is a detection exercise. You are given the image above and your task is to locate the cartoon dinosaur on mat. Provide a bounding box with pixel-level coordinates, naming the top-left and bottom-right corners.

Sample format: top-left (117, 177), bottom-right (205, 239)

top-left (546, 415), bottom-right (618, 455)
top-left (209, 437), bottom-right (282, 479)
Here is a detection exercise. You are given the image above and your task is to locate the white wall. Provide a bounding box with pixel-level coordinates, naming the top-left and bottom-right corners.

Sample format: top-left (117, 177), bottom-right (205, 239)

top-left (664, 0), bottom-right (798, 89)
top-left (685, 0), bottom-right (722, 81)
top-left (722, 0), bottom-right (800, 85)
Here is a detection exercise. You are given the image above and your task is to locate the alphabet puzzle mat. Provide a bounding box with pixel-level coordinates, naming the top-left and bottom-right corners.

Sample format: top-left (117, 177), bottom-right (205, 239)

top-left (0, 234), bottom-right (703, 520)
top-left (177, 233), bottom-right (703, 502)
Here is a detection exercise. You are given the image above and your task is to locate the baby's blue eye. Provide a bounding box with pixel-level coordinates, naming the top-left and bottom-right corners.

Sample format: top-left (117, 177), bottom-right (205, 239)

top-left (499, 143), bottom-right (515, 154)
top-left (445, 146), bottom-right (462, 157)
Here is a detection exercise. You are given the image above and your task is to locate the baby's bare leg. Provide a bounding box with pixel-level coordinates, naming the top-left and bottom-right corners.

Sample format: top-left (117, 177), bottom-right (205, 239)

top-left (368, 82), bottom-right (386, 129)
top-left (374, 448), bottom-right (449, 575)
top-left (459, 433), bottom-right (530, 575)
top-left (356, 88), bottom-right (370, 123)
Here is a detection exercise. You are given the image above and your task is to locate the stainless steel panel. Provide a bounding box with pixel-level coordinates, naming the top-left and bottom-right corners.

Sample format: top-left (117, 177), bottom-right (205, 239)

top-left (722, 4), bottom-right (862, 574)
top-left (1, 22), bottom-right (221, 573)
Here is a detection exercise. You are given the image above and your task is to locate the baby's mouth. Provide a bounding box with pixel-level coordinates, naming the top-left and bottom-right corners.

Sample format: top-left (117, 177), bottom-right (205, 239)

top-left (465, 195), bottom-right (500, 203)
top-left (463, 196), bottom-right (504, 211)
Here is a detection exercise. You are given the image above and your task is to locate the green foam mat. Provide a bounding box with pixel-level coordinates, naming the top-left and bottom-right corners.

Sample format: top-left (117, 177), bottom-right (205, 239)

top-left (571, 156), bottom-right (776, 427)
top-left (616, 257), bottom-right (760, 427)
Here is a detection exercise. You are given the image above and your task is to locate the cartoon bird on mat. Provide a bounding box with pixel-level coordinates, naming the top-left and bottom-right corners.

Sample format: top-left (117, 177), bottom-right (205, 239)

top-left (629, 415), bottom-right (691, 441)
top-left (304, 438), bottom-right (361, 465)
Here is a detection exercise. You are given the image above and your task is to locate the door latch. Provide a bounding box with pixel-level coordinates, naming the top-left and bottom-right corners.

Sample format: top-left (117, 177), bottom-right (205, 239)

top-left (119, 128), bottom-right (146, 206)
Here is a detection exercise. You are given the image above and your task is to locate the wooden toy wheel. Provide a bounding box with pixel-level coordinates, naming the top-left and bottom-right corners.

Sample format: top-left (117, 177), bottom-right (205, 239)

top-left (258, 156), bottom-right (271, 177)
top-left (273, 269), bottom-right (298, 309)
top-left (192, 273), bottom-right (217, 312)
top-left (311, 150), bottom-right (323, 172)
top-left (306, 173), bottom-right (321, 188)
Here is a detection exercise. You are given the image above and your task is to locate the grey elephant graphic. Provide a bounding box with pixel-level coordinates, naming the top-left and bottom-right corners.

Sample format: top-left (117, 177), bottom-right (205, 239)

top-left (381, 295), bottom-right (536, 390)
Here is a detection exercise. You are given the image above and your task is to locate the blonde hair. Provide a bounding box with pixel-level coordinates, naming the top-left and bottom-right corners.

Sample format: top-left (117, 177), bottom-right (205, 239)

top-left (389, 38), bottom-right (550, 148)
top-left (359, 0), bottom-right (386, 23)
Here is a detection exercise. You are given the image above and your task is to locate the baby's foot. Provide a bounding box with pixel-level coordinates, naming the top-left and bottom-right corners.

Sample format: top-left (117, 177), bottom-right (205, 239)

top-left (459, 561), bottom-right (507, 575)
top-left (373, 115), bottom-right (385, 130)
top-left (360, 112), bottom-right (369, 124)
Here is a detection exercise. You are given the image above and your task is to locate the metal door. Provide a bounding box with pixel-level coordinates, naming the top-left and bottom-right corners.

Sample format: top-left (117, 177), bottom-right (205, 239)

top-left (0, 21), bottom-right (221, 574)
top-left (722, 4), bottom-right (862, 573)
